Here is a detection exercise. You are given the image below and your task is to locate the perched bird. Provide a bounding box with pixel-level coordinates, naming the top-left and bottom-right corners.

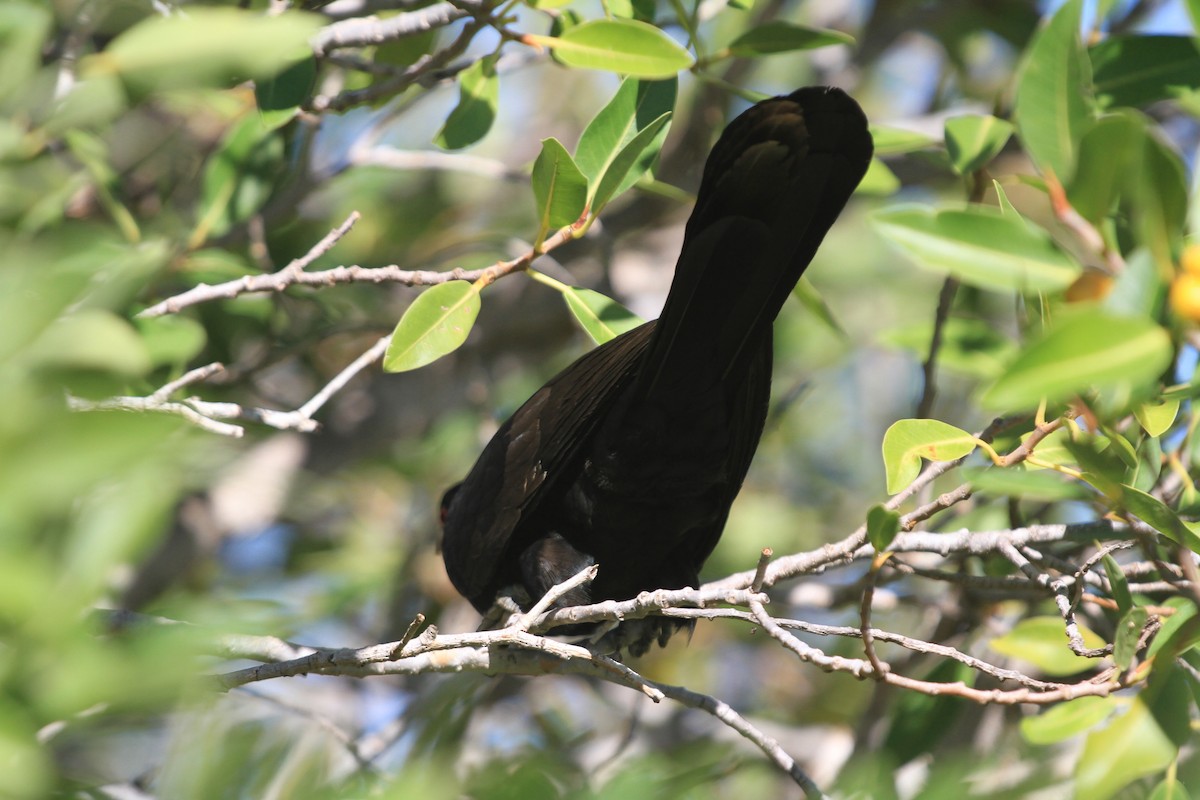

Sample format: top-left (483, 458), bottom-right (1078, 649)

top-left (441, 86), bottom-right (873, 654)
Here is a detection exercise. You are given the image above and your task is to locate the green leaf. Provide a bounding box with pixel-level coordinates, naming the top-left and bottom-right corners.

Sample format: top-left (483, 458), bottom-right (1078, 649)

top-left (591, 111), bottom-right (672, 213)
top-left (1105, 248), bottom-right (1163, 320)
top-left (375, 27), bottom-right (437, 67)
top-left (727, 21), bottom-right (854, 57)
top-left (1119, 485), bottom-right (1200, 555)
top-left (1070, 112), bottom-right (1144, 225)
top-left (529, 20), bottom-right (694, 78)
top-left (253, 55), bottom-right (314, 127)
top-left (383, 281), bottom-right (482, 372)
top-left (575, 78), bottom-right (676, 203)
top-left (963, 465), bottom-right (1089, 501)
top-left (562, 288), bottom-right (644, 344)
top-left (881, 419), bottom-right (977, 494)
top-left (1146, 599), bottom-right (1199, 660)
top-left (27, 310), bottom-right (152, 376)
top-left (193, 113), bottom-right (284, 246)
top-left (881, 660), bottom-right (971, 763)
top-left (1135, 399), bottom-right (1180, 437)
top-left (1102, 553), bottom-right (1133, 617)
top-left (791, 277), bottom-right (846, 339)
top-left (1102, 426), bottom-right (1139, 470)
top-left (871, 205), bottom-right (1081, 293)
top-left (87, 8), bottom-right (321, 94)
top-left (135, 316), bottom-right (207, 368)
top-left (0, 2), bottom-right (52, 104)
top-left (879, 317), bottom-right (1018, 380)
top-left (869, 126), bottom-right (936, 155)
top-left (866, 504), bottom-right (901, 551)
top-left (255, 55), bottom-right (316, 113)
top-left (944, 115), bottom-right (1014, 175)
top-left (531, 138), bottom-right (588, 241)
top-left (981, 310), bottom-right (1171, 411)
top-left (1131, 429), bottom-right (1163, 492)
top-left (1018, 426), bottom-right (1077, 470)
top-left (1146, 665), bottom-right (1192, 746)
top-left (988, 616), bottom-right (1107, 676)
top-left (1077, 698), bottom-right (1177, 800)
top-left (435, 56), bottom-right (499, 150)
top-left (1149, 776), bottom-right (1193, 800)
top-left (992, 179), bottom-right (1022, 218)
top-left (1091, 36), bottom-right (1200, 109)
top-left (1136, 129), bottom-right (1189, 270)
top-left (1013, 0), bottom-right (1094, 181)
top-left (1019, 695), bottom-right (1117, 744)
top-left (857, 158), bottom-right (900, 196)
top-left (1113, 607), bottom-right (1148, 671)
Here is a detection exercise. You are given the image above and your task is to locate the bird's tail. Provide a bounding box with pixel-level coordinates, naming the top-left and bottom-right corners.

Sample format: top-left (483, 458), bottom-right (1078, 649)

top-left (635, 86), bottom-right (873, 401)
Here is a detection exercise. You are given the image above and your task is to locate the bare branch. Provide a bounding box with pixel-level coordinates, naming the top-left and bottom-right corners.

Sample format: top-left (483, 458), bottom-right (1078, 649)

top-left (69, 334), bottom-right (390, 437)
top-left (139, 212), bottom-right (581, 319)
top-left (140, 212), bottom-right (362, 318)
top-left (313, 3), bottom-right (469, 56)
top-left (997, 541), bottom-right (1111, 658)
top-left (653, 681), bottom-right (830, 799)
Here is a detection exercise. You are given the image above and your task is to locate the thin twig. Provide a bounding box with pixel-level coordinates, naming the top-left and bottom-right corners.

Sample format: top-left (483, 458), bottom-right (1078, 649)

top-left (139, 214), bottom-right (580, 319)
top-left (998, 541), bottom-right (1111, 658)
top-left (915, 276), bottom-right (958, 419)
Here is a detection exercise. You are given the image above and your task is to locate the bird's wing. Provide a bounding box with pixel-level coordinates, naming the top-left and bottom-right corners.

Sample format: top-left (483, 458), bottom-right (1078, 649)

top-left (441, 321), bottom-right (657, 610)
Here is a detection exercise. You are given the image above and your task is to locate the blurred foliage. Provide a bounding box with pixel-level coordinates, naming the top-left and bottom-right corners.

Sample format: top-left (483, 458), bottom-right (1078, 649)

top-left (3, 0), bottom-right (1200, 798)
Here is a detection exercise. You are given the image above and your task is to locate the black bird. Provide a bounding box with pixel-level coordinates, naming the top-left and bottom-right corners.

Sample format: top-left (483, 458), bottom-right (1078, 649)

top-left (441, 86), bottom-right (872, 654)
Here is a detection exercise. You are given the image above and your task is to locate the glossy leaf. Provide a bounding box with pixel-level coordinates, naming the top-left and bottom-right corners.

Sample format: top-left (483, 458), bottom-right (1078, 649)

top-left (981, 310), bottom-right (1171, 411)
top-left (872, 205), bottom-right (1081, 293)
top-left (384, 281), bottom-right (482, 372)
top-left (881, 659), bottom-right (971, 763)
top-left (1149, 777), bottom-right (1193, 800)
top-left (1070, 112), bottom-right (1143, 225)
top-left (882, 419), bottom-right (977, 494)
top-left (27, 309), bottom-right (151, 376)
top-left (857, 158), bottom-right (900, 196)
top-left (435, 56), bottom-right (499, 150)
top-left (1136, 129), bottom-right (1189, 270)
top-left (1101, 554), bottom-right (1133, 616)
top-left (728, 22), bottom-right (854, 57)
top-left (1019, 695), bottom-right (1116, 744)
top-left (529, 20), bottom-right (694, 78)
top-left (135, 315), bottom-right (207, 368)
top-left (194, 114), bottom-right (284, 246)
top-left (866, 504), bottom-right (901, 550)
top-left (1119, 486), bottom-right (1200, 555)
top-left (1146, 599), bottom-right (1199, 659)
top-left (87, 8), bottom-right (321, 94)
top-left (791, 277), bottom-right (846, 339)
top-left (988, 616), bottom-right (1106, 676)
top-left (0, 3), bottom-right (51, 104)
top-left (375, 28), bottom-right (437, 68)
top-left (1091, 36), bottom-right (1200, 109)
top-left (963, 466), bottom-right (1089, 501)
top-left (531, 138), bottom-right (587, 241)
top-left (562, 288), bottom-right (644, 344)
top-left (1077, 699), bottom-right (1177, 800)
top-left (1013, 0), bottom-right (1093, 181)
top-left (1135, 399), bottom-right (1180, 437)
top-left (879, 317), bottom-right (1017, 380)
top-left (255, 56), bottom-right (315, 119)
top-left (869, 126), bottom-right (935, 155)
top-left (1113, 607), bottom-right (1148, 671)
top-left (576, 78), bottom-right (676, 204)
top-left (1131, 433), bottom-right (1163, 492)
top-left (944, 115), bottom-right (1013, 175)
top-left (591, 112), bottom-right (672, 213)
